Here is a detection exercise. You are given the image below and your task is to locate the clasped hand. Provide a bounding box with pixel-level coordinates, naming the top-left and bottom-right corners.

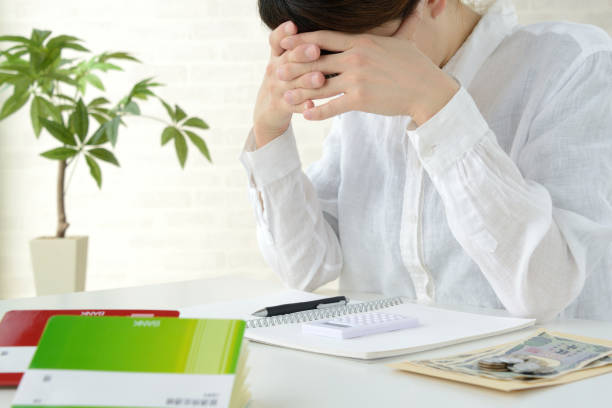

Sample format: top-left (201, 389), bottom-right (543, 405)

top-left (252, 20), bottom-right (459, 148)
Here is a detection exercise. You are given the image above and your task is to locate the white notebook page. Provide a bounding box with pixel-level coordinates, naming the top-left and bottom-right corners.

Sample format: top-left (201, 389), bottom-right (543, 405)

top-left (180, 290), bottom-right (535, 359)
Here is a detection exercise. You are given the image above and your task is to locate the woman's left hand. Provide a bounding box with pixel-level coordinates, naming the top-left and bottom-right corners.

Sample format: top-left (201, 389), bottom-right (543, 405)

top-left (277, 21), bottom-right (460, 125)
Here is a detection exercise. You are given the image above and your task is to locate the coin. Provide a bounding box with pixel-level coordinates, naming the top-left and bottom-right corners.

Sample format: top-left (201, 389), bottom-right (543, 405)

top-left (478, 357), bottom-right (508, 371)
top-left (499, 356), bottom-right (525, 365)
top-left (533, 366), bottom-right (556, 375)
top-left (509, 361), bottom-right (542, 373)
top-left (479, 357), bottom-right (506, 366)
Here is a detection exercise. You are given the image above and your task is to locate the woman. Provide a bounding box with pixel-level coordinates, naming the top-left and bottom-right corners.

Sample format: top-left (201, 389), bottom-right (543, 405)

top-left (240, 0), bottom-right (612, 321)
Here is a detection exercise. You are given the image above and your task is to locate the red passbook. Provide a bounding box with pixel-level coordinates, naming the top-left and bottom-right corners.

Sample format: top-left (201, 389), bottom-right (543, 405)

top-left (0, 309), bottom-right (180, 386)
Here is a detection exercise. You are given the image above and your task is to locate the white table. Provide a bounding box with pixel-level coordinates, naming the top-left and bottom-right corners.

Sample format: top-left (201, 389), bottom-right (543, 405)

top-left (0, 276), bottom-right (610, 407)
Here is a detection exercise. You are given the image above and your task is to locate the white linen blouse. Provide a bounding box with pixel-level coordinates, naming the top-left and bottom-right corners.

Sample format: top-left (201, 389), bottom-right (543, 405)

top-left (240, 0), bottom-right (612, 322)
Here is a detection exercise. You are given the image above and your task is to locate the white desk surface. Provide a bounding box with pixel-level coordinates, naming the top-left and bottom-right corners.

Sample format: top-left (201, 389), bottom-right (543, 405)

top-left (0, 275), bottom-right (610, 407)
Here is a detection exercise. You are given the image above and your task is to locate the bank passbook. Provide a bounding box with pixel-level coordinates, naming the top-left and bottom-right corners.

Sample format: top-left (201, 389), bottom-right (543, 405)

top-left (11, 316), bottom-right (250, 408)
top-left (0, 309), bottom-right (179, 386)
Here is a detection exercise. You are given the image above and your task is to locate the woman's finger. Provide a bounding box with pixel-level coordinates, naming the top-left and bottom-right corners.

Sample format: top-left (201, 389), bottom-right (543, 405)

top-left (303, 95), bottom-right (351, 121)
top-left (284, 71), bottom-right (326, 92)
top-left (283, 77), bottom-right (343, 105)
top-left (283, 43), bottom-right (321, 63)
top-left (280, 30), bottom-right (355, 53)
top-left (286, 99), bottom-right (315, 114)
top-left (269, 21), bottom-right (297, 57)
top-left (277, 54), bottom-right (337, 81)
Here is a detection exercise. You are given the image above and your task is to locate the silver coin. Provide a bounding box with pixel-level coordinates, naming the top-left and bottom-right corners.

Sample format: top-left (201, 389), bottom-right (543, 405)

top-left (499, 356), bottom-right (525, 365)
top-left (479, 357), bottom-right (506, 365)
top-left (509, 361), bottom-right (542, 373)
top-left (534, 366), bottom-right (556, 375)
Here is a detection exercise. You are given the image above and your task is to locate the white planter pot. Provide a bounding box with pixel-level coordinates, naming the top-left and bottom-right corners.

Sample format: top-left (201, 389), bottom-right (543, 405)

top-left (29, 236), bottom-right (88, 295)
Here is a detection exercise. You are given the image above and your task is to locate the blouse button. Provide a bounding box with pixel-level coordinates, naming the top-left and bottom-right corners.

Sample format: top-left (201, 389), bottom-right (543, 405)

top-left (427, 144), bottom-right (438, 156)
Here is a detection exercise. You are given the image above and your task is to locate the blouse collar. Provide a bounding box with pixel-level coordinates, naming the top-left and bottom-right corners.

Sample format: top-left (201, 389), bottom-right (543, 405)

top-left (443, 0), bottom-right (519, 89)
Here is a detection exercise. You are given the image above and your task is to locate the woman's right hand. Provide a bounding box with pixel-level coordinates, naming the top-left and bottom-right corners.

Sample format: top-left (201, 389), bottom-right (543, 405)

top-left (252, 21), bottom-right (326, 148)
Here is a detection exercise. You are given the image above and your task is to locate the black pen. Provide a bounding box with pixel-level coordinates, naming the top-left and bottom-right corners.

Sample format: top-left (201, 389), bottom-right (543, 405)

top-left (252, 296), bottom-right (349, 317)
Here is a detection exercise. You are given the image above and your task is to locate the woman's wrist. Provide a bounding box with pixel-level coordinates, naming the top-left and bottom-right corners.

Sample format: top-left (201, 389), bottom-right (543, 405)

top-left (410, 70), bottom-right (461, 127)
top-left (253, 123), bottom-right (288, 149)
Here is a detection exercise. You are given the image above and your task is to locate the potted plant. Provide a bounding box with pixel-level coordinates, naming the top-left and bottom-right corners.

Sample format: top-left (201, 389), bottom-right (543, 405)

top-left (0, 29), bottom-right (212, 295)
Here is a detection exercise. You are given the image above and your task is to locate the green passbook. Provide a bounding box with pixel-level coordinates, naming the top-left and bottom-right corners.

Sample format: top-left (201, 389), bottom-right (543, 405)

top-left (12, 316), bottom-right (250, 408)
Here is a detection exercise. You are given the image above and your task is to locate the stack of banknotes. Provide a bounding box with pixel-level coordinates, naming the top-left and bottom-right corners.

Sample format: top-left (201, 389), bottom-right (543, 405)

top-left (391, 331), bottom-right (612, 391)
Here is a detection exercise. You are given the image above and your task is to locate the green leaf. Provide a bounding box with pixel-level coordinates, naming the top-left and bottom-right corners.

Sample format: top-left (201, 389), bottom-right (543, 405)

top-left (31, 29), bottom-right (52, 45)
top-left (90, 107), bottom-right (110, 116)
top-left (46, 35), bottom-right (81, 50)
top-left (175, 104), bottom-right (187, 122)
top-left (58, 104), bottom-right (74, 112)
top-left (40, 118), bottom-right (76, 146)
top-left (48, 72), bottom-right (77, 86)
top-left (36, 48), bottom-right (61, 72)
top-left (84, 73), bottom-right (104, 91)
top-left (161, 126), bottom-right (179, 146)
top-left (37, 97), bottom-right (63, 123)
top-left (91, 62), bottom-right (122, 72)
top-left (125, 77), bottom-right (160, 104)
top-left (62, 42), bottom-right (89, 52)
top-left (40, 147), bottom-right (78, 160)
top-left (185, 130), bottom-right (212, 163)
top-left (106, 116), bottom-right (120, 146)
top-left (30, 96), bottom-right (42, 137)
top-left (90, 113), bottom-right (107, 126)
top-left (56, 94), bottom-right (76, 103)
top-left (86, 122), bottom-right (109, 145)
top-left (100, 51), bottom-right (140, 63)
top-left (74, 98), bottom-right (89, 142)
top-left (124, 101), bottom-right (140, 115)
top-left (87, 148), bottom-right (119, 166)
top-left (0, 91), bottom-right (30, 120)
top-left (0, 35), bottom-right (34, 45)
top-left (174, 131), bottom-right (188, 168)
top-left (160, 99), bottom-right (175, 122)
top-left (85, 155), bottom-right (102, 188)
top-left (0, 73), bottom-right (20, 86)
top-left (88, 97), bottom-right (110, 107)
top-left (0, 63), bottom-right (33, 76)
top-left (39, 78), bottom-right (55, 95)
top-left (183, 117), bottom-right (209, 130)
top-left (131, 92), bottom-right (152, 100)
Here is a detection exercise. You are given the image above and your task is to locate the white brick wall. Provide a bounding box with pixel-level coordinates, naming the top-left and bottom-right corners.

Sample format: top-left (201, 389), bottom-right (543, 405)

top-left (1, 0), bottom-right (611, 299)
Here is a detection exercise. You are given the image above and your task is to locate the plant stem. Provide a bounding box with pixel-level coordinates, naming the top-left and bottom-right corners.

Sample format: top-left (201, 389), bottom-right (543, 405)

top-left (64, 152), bottom-right (80, 196)
top-left (125, 113), bottom-right (170, 126)
top-left (56, 159), bottom-right (70, 238)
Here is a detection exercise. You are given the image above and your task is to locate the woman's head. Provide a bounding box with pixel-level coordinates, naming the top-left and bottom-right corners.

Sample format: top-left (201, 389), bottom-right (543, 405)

top-left (259, 0), bottom-right (486, 66)
top-left (258, 0), bottom-right (422, 34)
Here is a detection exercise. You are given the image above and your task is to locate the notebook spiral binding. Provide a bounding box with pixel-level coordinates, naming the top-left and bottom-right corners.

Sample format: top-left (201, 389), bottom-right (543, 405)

top-left (246, 297), bottom-right (405, 329)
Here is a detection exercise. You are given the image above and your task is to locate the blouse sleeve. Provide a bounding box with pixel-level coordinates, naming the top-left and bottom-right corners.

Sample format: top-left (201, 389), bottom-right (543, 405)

top-left (239, 118), bottom-right (344, 290)
top-left (407, 51), bottom-right (612, 322)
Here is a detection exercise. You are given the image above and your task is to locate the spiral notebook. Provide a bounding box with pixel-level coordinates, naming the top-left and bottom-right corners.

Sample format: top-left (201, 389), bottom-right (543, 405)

top-left (180, 290), bottom-right (536, 360)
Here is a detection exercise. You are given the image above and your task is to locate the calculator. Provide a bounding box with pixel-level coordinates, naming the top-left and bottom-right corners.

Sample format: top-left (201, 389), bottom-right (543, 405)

top-left (302, 312), bottom-right (419, 339)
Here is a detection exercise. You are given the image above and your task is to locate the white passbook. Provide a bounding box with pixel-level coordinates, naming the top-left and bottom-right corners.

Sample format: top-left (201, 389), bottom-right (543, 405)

top-left (302, 312), bottom-right (419, 339)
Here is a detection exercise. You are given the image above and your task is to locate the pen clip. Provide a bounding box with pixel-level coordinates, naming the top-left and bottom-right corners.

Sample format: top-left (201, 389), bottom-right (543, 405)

top-left (316, 300), bottom-right (348, 309)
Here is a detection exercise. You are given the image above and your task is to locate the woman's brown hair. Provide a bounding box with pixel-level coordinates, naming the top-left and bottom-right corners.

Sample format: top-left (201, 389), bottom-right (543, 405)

top-left (258, 0), bottom-right (422, 34)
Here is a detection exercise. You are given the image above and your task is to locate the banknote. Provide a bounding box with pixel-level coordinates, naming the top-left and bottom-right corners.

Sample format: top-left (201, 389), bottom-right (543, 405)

top-left (584, 355), bottom-right (612, 369)
top-left (416, 331), bottom-right (612, 381)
